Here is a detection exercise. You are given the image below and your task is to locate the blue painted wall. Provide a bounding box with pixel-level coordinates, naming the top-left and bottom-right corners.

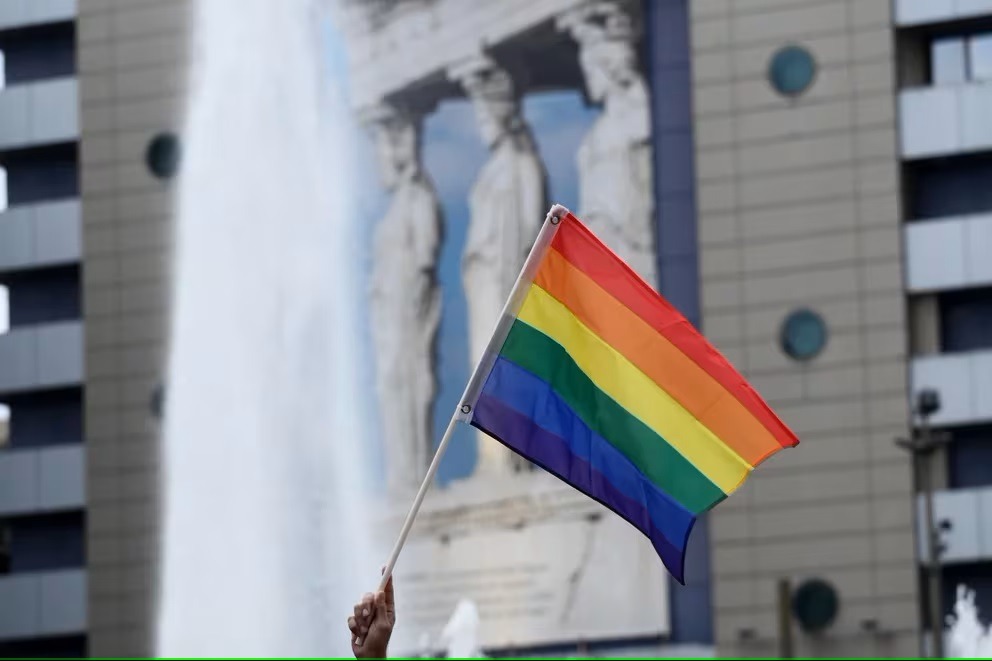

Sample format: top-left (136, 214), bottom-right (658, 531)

top-left (645, 0), bottom-right (714, 645)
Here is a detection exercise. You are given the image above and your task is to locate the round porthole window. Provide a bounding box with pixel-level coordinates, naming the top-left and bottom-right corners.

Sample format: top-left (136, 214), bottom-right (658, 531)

top-left (792, 578), bottom-right (839, 633)
top-left (150, 383), bottom-right (166, 420)
top-left (768, 45), bottom-right (817, 97)
top-left (146, 133), bottom-right (181, 179)
top-left (781, 309), bottom-right (828, 361)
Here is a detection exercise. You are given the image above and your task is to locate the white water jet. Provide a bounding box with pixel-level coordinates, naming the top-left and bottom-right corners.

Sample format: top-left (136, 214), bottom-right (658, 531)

top-left (157, 0), bottom-right (374, 655)
top-left (439, 599), bottom-right (485, 658)
top-left (947, 585), bottom-right (992, 657)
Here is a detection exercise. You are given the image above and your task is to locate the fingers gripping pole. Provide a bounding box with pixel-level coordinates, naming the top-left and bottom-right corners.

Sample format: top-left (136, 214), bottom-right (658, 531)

top-left (377, 204), bottom-right (570, 592)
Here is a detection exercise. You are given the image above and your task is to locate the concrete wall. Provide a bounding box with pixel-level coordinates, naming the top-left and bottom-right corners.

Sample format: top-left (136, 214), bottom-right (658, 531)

top-left (77, 0), bottom-right (189, 655)
top-left (688, 0), bottom-right (919, 656)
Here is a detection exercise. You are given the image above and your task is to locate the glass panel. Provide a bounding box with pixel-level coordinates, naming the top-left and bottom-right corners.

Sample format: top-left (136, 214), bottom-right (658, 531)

top-left (940, 286), bottom-right (992, 352)
top-left (932, 37), bottom-right (966, 85)
top-left (0, 166), bottom-right (8, 213)
top-left (780, 309), bottom-right (828, 361)
top-left (0, 403), bottom-right (8, 447)
top-left (948, 424), bottom-right (992, 488)
top-left (0, 284), bottom-right (7, 334)
top-left (969, 33), bottom-right (992, 81)
top-left (768, 45), bottom-right (817, 96)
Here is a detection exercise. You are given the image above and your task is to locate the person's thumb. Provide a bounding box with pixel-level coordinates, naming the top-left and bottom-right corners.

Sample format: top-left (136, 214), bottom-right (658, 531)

top-left (374, 590), bottom-right (390, 623)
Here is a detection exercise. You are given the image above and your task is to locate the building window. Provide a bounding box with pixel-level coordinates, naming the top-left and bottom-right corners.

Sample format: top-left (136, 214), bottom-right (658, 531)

top-left (3, 266), bottom-right (80, 327)
top-left (940, 287), bottom-right (992, 353)
top-left (768, 45), bottom-right (817, 97)
top-left (932, 37), bottom-right (966, 85)
top-left (930, 32), bottom-right (992, 85)
top-left (2, 388), bottom-right (82, 448)
top-left (150, 383), bottom-right (165, 420)
top-left (0, 523), bottom-right (9, 575)
top-left (0, 143), bottom-right (79, 206)
top-left (0, 22), bottom-right (75, 85)
top-left (780, 309), bottom-right (828, 361)
top-left (0, 165), bottom-right (8, 212)
top-left (146, 133), bottom-right (181, 179)
top-left (904, 152), bottom-right (992, 220)
top-left (948, 424), bottom-right (992, 488)
top-left (5, 512), bottom-right (85, 572)
top-left (973, 33), bottom-right (992, 81)
top-left (0, 283), bottom-right (7, 334)
top-left (0, 635), bottom-right (87, 658)
top-left (0, 404), bottom-right (9, 448)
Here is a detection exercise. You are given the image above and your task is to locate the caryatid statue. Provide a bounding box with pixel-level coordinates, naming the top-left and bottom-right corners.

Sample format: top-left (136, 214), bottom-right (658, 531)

top-left (561, 2), bottom-right (657, 284)
top-left (364, 104), bottom-right (443, 494)
top-left (450, 56), bottom-right (547, 476)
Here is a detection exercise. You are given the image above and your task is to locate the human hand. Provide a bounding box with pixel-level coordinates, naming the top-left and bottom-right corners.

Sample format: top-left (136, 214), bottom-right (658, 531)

top-left (348, 573), bottom-right (395, 659)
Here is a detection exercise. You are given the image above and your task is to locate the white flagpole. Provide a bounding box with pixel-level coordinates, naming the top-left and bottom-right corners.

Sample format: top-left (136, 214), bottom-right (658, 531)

top-left (377, 204), bottom-right (570, 591)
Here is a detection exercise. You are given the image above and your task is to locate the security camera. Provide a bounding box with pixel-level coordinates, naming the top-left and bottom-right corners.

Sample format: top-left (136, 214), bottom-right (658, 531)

top-left (916, 389), bottom-right (941, 417)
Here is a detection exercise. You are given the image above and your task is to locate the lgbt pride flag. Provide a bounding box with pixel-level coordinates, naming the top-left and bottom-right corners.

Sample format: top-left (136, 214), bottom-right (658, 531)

top-left (461, 209), bottom-right (799, 584)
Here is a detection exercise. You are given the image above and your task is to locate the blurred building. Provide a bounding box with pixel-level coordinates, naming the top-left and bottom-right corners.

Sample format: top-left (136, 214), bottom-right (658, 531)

top-left (689, 0), bottom-right (992, 655)
top-left (895, 0), bottom-right (992, 643)
top-left (0, 0), bottom-right (186, 656)
top-left (0, 0), bottom-right (86, 657)
top-left (74, 0), bottom-right (187, 656)
top-left (0, 0), bottom-right (990, 658)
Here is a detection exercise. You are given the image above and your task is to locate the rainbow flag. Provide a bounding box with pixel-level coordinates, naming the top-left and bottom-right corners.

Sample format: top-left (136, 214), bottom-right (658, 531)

top-left (463, 211), bottom-right (798, 584)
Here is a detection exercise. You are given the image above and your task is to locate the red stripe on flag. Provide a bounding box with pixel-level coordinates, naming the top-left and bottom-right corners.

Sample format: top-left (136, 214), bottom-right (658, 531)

top-left (551, 213), bottom-right (798, 449)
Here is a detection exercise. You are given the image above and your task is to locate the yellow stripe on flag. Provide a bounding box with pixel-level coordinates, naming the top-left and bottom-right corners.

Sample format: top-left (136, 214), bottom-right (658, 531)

top-left (518, 285), bottom-right (752, 494)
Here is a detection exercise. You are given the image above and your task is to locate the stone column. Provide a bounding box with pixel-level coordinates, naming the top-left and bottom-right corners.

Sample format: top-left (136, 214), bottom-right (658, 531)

top-left (449, 56), bottom-right (548, 477)
top-left (362, 103), bottom-right (444, 495)
top-left (560, 1), bottom-right (657, 284)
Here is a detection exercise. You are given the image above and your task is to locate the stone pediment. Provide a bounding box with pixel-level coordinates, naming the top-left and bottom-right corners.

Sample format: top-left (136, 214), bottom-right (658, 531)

top-left (333, 0), bottom-right (640, 110)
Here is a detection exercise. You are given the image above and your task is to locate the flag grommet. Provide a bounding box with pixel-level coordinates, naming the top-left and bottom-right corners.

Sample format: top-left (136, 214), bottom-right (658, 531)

top-left (461, 404), bottom-right (472, 414)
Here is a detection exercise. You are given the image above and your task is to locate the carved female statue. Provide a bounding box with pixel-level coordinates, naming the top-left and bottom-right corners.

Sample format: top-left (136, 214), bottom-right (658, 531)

top-left (452, 57), bottom-right (547, 476)
top-left (367, 106), bottom-right (443, 494)
top-left (565, 4), bottom-right (657, 284)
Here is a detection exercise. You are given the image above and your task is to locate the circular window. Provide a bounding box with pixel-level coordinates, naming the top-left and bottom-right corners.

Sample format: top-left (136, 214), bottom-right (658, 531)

top-left (768, 45), bottom-right (817, 97)
top-left (781, 309), bottom-right (828, 360)
top-left (146, 133), bottom-right (181, 179)
top-left (791, 578), bottom-right (839, 633)
top-left (150, 383), bottom-right (166, 420)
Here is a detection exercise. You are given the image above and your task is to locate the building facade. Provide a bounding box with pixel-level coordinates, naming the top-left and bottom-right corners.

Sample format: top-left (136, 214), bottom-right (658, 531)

top-left (1, 0), bottom-right (991, 657)
top-left (0, 0), bottom-right (85, 656)
top-left (76, 0), bottom-right (187, 656)
top-left (895, 0), bottom-right (992, 638)
top-left (693, 0), bottom-right (992, 655)
top-left (690, 0), bottom-right (918, 656)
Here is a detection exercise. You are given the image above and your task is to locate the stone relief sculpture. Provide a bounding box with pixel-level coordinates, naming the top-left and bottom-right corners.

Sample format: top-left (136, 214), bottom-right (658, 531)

top-left (561, 1), bottom-right (657, 284)
top-left (338, 3), bottom-right (674, 652)
top-left (450, 56), bottom-right (547, 476)
top-left (365, 104), bottom-right (443, 494)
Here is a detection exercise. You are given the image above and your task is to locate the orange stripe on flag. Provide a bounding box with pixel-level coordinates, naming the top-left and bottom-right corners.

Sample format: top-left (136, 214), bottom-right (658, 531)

top-left (535, 247), bottom-right (782, 466)
top-left (551, 214), bottom-right (798, 449)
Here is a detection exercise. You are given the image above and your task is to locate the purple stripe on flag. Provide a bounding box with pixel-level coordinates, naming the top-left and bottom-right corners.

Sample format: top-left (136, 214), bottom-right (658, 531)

top-left (472, 389), bottom-right (694, 584)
